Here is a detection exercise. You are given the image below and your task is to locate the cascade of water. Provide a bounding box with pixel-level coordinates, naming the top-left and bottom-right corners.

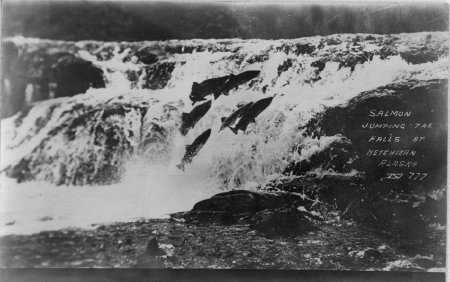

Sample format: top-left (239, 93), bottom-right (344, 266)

top-left (1, 32), bottom-right (447, 234)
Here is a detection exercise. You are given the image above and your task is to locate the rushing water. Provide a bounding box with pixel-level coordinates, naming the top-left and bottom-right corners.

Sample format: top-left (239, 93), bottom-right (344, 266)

top-left (1, 32), bottom-right (448, 235)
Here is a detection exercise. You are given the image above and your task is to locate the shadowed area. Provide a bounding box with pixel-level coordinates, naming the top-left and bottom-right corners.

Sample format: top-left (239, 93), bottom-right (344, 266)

top-left (2, 1), bottom-right (449, 41)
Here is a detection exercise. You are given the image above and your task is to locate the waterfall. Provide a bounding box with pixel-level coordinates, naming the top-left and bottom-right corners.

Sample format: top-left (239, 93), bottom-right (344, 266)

top-left (1, 32), bottom-right (447, 234)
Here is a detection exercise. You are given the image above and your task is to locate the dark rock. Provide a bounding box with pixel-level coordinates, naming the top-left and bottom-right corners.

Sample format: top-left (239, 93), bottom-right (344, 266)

top-left (134, 237), bottom-right (167, 268)
top-left (379, 45), bottom-right (398, 60)
top-left (294, 43), bottom-right (316, 55)
top-left (263, 174), bottom-right (431, 242)
top-left (134, 47), bottom-right (159, 65)
top-left (184, 211), bottom-right (230, 225)
top-left (311, 59), bottom-right (326, 72)
top-left (337, 51), bottom-right (374, 72)
top-left (246, 54), bottom-right (270, 64)
top-left (93, 45), bottom-right (115, 61)
top-left (220, 212), bottom-right (238, 225)
top-left (196, 249), bottom-right (206, 256)
top-left (144, 237), bottom-right (166, 257)
top-left (346, 198), bottom-right (427, 246)
top-left (192, 190), bottom-right (310, 216)
top-left (51, 54), bottom-right (106, 98)
top-left (2, 43), bottom-right (47, 117)
top-left (284, 136), bottom-right (355, 176)
top-left (275, 43), bottom-right (292, 54)
top-left (6, 102), bottom-right (150, 185)
top-left (421, 194), bottom-right (446, 224)
top-left (141, 62), bottom-right (176, 90)
top-left (277, 59), bottom-right (294, 76)
top-left (326, 38), bottom-right (341, 45)
top-left (299, 79), bottom-right (447, 194)
top-left (400, 50), bottom-right (440, 65)
top-left (249, 206), bottom-right (315, 237)
top-left (362, 248), bottom-right (384, 261)
top-left (2, 42), bottom-right (106, 118)
top-left (351, 248), bottom-right (384, 263)
top-left (193, 191), bottom-right (257, 216)
top-left (124, 236), bottom-right (133, 245)
top-left (126, 69), bottom-right (142, 89)
top-left (412, 256), bottom-right (437, 269)
top-left (184, 190), bottom-right (312, 230)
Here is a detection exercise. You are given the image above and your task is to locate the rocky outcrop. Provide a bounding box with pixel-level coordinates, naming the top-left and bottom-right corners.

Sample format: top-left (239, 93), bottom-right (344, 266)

top-left (141, 62), bottom-right (176, 90)
top-left (3, 32), bottom-right (447, 119)
top-left (3, 95), bottom-right (181, 185)
top-left (290, 79), bottom-right (447, 194)
top-left (191, 190), bottom-right (310, 216)
top-left (135, 237), bottom-right (167, 268)
top-left (2, 32), bottom-right (447, 187)
top-left (180, 190), bottom-right (317, 236)
top-left (1, 41), bottom-right (106, 118)
top-left (249, 206), bottom-right (316, 237)
top-left (283, 136), bottom-right (356, 175)
top-left (262, 174), bottom-right (443, 246)
top-left (51, 54), bottom-right (106, 98)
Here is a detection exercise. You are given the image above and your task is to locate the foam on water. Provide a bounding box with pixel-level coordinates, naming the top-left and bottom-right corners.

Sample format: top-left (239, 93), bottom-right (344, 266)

top-left (1, 33), bottom-right (447, 234)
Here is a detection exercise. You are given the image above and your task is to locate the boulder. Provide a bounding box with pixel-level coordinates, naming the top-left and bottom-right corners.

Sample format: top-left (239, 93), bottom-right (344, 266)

top-left (51, 54), bottom-right (106, 98)
top-left (183, 190), bottom-right (317, 236)
top-left (420, 195), bottom-right (446, 224)
top-left (143, 237), bottom-right (166, 257)
top-left (299, 79), bottom-right (448, 194)
top-left (400, 49), bottom-right (440, 65)
top-left (141, 62), bottom-right (176, 90)
top-left (284, 136), bottom-right (355, 176)
top-left (345, 198), bottom-right (427, 246)
top-left (191, 190), bottom-right (310, 217)
top-left (182, 190), bottom-right (314, 229)
top-left (2, 42), bottom-right (106, 117)
top-left (249, 206), bottom-right (315, 237)
top-left (134, 237), bottom-right (166, 268)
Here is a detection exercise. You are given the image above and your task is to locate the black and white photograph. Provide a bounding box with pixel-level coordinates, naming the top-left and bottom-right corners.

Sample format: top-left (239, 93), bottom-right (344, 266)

top-left (0, 0), bottom-right (447, 278)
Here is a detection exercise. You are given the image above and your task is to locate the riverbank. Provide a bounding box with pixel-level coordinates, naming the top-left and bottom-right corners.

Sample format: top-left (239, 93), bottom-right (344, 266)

top-left (0, 216), bottom-right (444, 270)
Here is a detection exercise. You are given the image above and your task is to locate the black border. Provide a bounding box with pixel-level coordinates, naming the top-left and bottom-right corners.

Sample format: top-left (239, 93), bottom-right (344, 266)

top-left (0, 269), bottom-right (446, 282)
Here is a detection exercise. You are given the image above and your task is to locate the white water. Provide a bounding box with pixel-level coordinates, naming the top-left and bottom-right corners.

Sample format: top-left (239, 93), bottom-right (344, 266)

top-left (0, 153), bottom-right (219, 235)
top-left (1, 32), bottom-right (447, 235)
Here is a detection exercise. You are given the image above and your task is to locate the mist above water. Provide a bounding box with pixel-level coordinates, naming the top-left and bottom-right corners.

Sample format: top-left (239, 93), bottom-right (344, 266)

top-left (1, 32), bottom-right (447, 234)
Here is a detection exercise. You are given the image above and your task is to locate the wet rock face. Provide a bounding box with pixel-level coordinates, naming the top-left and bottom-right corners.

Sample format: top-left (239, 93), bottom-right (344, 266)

top-left (400, 50), bottom-right (440, 65)
top-left (2, 42), bottom-right (38, 117)
top-left (3, 96), bottom-right (181, 185)
top-left (129, 47), bottom-right (159, 65)
top-left (263, 174), bottom-right (437, 245)
top-left (284, 137), bottom-right (355, 175)
top-left (346, 197), bottom-right (427, 244)
top-left (421, 195), bottom-right (446, 225)
top-left (249, 207), bottom-right (316, 237)
top-left (51, 54), bottom-right (106, 98)
top-left (191, 190), bottom-right (310, 217)
top-left (295, 79), bottom-right (448, 192)
top-left (182, 190), bottom-right (315, 237)
top-left (1, 42), bottom-right (106, 118)
top-left (277, 59), bottom-right (294, 76)
top-left (141, 62), bottom-right (176, 90)
top-left (6, 103), bottom-right (147, 185)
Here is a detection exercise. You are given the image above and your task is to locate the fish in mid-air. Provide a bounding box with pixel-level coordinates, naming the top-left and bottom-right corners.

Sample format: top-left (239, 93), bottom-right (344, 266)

top-left (230, 96), bottom-right (274, 134)
top-left (189, 70), bottom-right (261, 104)
top-left (214, 70), bottom-right (260, 99)
top-left (179, 100), bottom-right (212, 135)
top-left (176, 128), bottom-right (212, 171)
top-left (189, 76), bottom-right (230, 105)
top-left (218, 102), bottom-right (254, 132)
